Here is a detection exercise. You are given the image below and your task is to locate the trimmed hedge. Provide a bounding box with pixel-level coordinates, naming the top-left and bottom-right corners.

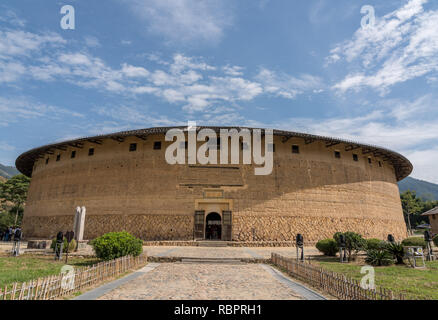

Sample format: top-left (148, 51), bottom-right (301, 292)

top-left (316, 239), bottom-right (338, 256)
top-left (365, 238), bottom-right (385, 250)
top-left (401, 237), bottom-right (426, 249)
top-left (50, 238), bottom-right (77, 253)
top-left (90, 231), bottom-right (143, 261)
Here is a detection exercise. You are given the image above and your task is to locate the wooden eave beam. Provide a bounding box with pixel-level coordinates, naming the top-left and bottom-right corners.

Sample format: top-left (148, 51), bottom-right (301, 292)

top-left (362, 148), bottom-right (377, 155)
top-left (135, 134), bottom-right (148, 141)
top-left (326, 141), bottom-right (341, 148)
top-left (345, 145), bottom-right (361, 152)
top-left (88, 139), bottom-right (103, 145)
top-left (68, 142), bottom-right (84, 149)
top-left (304, 138), bottom-right (316, 145)
top-left (111, 136), bottom-right (125, 143)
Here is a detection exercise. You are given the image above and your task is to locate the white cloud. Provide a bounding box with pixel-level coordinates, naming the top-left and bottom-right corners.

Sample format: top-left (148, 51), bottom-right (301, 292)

top-left (255, 68), bottom-right (324, 99)
top-left (0, 30), bottom-right (65, 59)
top-left (222, 65), bottom-right (244, 76)
top-left (120, 0), bottom-right (233, 44)
top-left (0, 8), bottom-right (26, 27)
top-left (0, 142), bottom-right (15, 152)
top-left (258, 94), bottom-right (438, 183)
top-left (330, 0), bottom-right (438, 93)
top-left (121, 63), bottom-right (150, 77)
top-left (0, 96), bottom-right (83, 127)
top-left (84, 36), bottom-right (101, 48)
top-left (0, 19), bottom-right (321, 115)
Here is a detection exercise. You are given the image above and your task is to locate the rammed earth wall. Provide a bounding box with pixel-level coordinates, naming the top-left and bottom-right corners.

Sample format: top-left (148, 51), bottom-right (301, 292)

top-left (21, 132), bottom-right (408, 241)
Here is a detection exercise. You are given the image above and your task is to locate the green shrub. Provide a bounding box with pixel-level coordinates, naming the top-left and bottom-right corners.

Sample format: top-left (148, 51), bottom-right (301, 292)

top-left (333, 231), bottom-right (366, 261)
top-left (316, 239), bottom-right (338, 256)
top-left (365, 249), bottom-right (394, 266)
top-left (90, 231), bottom-right (143, 260)
top-left (385, 242), bottom-right (405, 264)
top-left (366, 238), bottom-right (385, 250)
top-left (433, 235), bottom-right (438, 247)
top-left (401, 237), bottom-right (426, 249)
top-left (50, 238), bottom-right (77, 253)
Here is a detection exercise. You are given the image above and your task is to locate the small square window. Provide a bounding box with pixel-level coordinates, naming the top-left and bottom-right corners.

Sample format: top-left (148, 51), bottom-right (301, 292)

top-left (378, 161), bottom-right (382, 167)
top-left (292, 145), bottom-right (300, 154)
top-left (353, 154), bottom-right (358, 161)
top-left (335, 151), bottom-right (341, 159)
top-left (88, 148), bottom-right (94, 156)
top-left (368, 157), bottom-right (372, 164)
top-left (129, 143), bottom-right (137, 152)
top-left (56, 154), bottom-right (61, 162)
top-left (45, 158), bottom-right (49, 165)
top-left (268, 143), bottom-right (275, 152)
top-left (153, 141), bottom-right (161, 150)
top-left (71, 151), bottom-right (76, 159)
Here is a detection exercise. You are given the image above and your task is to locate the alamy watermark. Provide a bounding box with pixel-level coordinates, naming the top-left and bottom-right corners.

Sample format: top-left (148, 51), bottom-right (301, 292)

top-left (360, 265), bottom-right (375, 290)
top-left (361, 5), bottom-right (375, 29)
top-left (164, 122), bottom-right (274, 175)
top-left (60, 5), bottom-right (75, 30)
top-left (60, 265), bottom-right (75, 290)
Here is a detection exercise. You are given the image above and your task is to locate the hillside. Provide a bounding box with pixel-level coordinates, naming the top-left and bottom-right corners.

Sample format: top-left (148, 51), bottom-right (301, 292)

top-left (398, 176), bottom-right (438, 201)
top-left (0, 164), bottom-right (20, 179)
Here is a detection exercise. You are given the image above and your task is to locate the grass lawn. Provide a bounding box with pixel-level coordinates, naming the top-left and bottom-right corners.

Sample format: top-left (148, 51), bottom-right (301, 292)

top-left (0, 254), bottom-right (100, 287)
top-left (311, 256), bottom-right (438, 300)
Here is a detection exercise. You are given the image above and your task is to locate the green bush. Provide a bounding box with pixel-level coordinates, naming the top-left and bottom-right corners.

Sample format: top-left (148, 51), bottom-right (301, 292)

top-left (90, 231), bottom-right (143, 260)
top-left (433, 235), bottom-right (438, 247)
top-left (50, 238), bottom-right (77, 253)
top-left (401, 237), bottom-right (426, 249)
top-left (333, 231), bottom-right (366, 261)
top-left (316, 239), bottom-right (338, 256)
top-left (385, 242), bottom-right (405, 264)
top-left (365, 238), bottom-right (385, 250)
top-left (365, 249), bottom-right (394, 266)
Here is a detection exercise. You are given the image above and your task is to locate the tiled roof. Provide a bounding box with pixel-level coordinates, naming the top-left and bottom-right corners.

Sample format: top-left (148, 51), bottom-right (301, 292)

top-left (15, 126), bottom-right (413, 180)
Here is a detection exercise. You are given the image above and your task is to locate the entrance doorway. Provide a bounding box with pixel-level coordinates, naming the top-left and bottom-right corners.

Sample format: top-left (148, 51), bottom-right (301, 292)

top-left (205, 212), bottom-right (221, 240)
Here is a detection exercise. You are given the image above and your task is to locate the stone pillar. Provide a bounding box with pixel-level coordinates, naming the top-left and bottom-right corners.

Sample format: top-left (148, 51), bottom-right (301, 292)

top-left (73, 207), bottom-right (80, 238)
top-left (73, 206), bottom-right (86, 241)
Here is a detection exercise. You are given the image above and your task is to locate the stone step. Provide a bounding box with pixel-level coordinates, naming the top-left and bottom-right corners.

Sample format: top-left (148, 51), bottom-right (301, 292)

top-left (196, 241), bottom-right (228, 247)
top-left (180, 258), bottom-right (244, 265)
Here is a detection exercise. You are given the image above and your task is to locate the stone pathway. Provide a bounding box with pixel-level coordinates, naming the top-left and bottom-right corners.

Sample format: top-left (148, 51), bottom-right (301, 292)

top-left (92, 262), bottom-right (323, 300)
top-left (145, 246), bottom-right (320, 260)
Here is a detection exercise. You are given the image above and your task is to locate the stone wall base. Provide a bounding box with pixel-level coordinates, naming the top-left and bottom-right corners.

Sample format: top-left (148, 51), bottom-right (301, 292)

top-left (22, 213), bottom-right (408, 242)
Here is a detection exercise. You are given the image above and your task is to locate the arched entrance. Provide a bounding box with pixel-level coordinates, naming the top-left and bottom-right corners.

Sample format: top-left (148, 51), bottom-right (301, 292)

top-left (205, 212), bottom-right (221, 240)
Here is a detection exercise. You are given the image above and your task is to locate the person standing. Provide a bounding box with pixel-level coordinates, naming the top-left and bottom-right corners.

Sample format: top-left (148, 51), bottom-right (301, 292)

top-left (7, 226), bottom-right (12, 241)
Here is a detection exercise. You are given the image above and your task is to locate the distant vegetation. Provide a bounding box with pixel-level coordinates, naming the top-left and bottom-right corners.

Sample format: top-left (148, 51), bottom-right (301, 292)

top-left (400, 190), bottom-right (438, 229)
top-left (398, 176), bottom-right (438, 201)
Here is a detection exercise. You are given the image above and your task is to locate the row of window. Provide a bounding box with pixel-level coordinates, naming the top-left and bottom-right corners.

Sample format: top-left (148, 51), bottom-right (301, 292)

top-left (43, 141), bottom-right (382, 167)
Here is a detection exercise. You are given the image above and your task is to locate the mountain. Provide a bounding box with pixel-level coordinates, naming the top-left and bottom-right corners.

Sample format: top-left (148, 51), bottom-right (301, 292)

top-left (0, 163), bottom-right (20, 179)
top-left (398, 177), bottom-right (438, 201)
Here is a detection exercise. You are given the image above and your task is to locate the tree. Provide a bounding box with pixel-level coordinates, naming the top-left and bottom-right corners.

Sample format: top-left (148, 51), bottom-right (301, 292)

top-left (333, 231), bottom-right (366, 261)
top-left (0, 174), bottom-right (30, 226)
top-left (400, 190), bottom-right (423, 234)
top-left (400, 190), bottom-right (438, 233)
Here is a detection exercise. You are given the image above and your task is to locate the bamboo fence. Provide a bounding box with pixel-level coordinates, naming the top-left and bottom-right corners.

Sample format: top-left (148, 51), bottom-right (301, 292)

top-left (0, 254), bottom-right (147, 300)
top-left (271, 253), bottom-right (405, 300)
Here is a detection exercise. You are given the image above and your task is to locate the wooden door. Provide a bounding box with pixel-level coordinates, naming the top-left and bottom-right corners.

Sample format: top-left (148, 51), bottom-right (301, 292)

top-left (222, 211), bottom-right (232, 241)
top-left (194, 210), bottom-right (205, 240)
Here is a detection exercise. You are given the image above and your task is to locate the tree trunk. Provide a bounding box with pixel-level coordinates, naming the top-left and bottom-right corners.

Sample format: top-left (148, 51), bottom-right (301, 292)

top-left (14, 206), bottom-right (19, 226)
top-left (406, 210), bottom-right (412, 236)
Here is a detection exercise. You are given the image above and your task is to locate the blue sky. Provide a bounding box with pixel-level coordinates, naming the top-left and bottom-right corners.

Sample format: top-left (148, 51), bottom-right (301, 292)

top-left (1, 0), bottom-right (438, 182)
